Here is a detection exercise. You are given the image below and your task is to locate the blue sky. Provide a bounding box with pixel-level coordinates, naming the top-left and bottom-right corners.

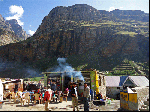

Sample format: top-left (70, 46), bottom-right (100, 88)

top-left (0, 0), bottom-right (149, 35)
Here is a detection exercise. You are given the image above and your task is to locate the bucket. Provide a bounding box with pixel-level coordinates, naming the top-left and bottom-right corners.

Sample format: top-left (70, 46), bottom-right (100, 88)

top-left (0, 101), bottom-right (2, 109)
top-left (60, 97), bottom-right (63, 103)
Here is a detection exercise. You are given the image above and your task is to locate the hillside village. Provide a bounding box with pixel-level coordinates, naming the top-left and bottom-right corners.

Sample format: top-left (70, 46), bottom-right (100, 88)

top-left (0, 67), bottom-right (149, 111)
top-left (0, 58), bottom-right (149, 111)
top-left (0, 4), bottom-right (149, 111)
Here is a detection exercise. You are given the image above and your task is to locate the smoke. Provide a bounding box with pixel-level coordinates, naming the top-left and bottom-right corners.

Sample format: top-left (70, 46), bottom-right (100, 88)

top-left (47, 58), bottom-right (84, 81)
top-left (0, 59), bottom-right (40, 78)
top-left (24, 68), bottom-right (40, 78)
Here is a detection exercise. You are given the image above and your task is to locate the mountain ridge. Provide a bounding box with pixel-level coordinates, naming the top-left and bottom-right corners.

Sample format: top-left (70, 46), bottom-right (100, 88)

top-left (0, 4), bottom-right (149, 78)
top-left (6, 19), bottom-right (30, 40)
top-left (0, 14), bottom-right (30, 46)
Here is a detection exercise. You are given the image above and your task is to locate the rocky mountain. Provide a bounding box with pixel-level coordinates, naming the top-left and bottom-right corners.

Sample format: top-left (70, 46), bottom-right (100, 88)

top-left (0, 14), bottom-right (12, 32)
top-left (0, 14), bottom-right (30, 46)
top-left (6, 19), bottom-right (30, 40)
top-left (99, 9), bottom-right (149, 22)
top-left (0, 4), bottom-right (149, 78)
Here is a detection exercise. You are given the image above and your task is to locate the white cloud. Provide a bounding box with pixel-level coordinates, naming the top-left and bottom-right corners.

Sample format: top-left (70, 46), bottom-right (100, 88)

top-left (109, 7), bottom-right (115, 12)
top-left (5, 5), bottom-right (24, 26)
top-left (28, 30), bottom-right (35, 36)
top-left (109, 6), bottom-right (124, 12)
top-left (119, 7), bottom-right (123, 9)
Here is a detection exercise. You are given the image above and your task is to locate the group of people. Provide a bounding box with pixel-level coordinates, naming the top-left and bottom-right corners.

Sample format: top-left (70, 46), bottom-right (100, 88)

top-left (43, 80), bottom-right (91, 111)
top-left (70, 82), bottom-right (90, 111)
top-left (47, 80), bottom-right (57, 91)
top-left (46, 81), bottom-right (91, 111)
top-left (24, 80), bottom-right (92, 111)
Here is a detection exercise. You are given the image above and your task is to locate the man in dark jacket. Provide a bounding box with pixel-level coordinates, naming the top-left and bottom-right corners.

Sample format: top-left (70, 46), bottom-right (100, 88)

top-left (14, 83), bottom-right (18, 93)
top-left (27, 82), bottom-right (32, 91)
top-left (83, 83), bottom-right (90, 111)
top-left (37, 81), bottom-right (42, 89)
top-left (51, 82), bottom-right (56, 91)
top-left (70, 83), bottom-right (79, 111)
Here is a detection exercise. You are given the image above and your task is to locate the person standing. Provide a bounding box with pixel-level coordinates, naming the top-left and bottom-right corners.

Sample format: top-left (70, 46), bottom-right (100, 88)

top-left (47, 80), bottom-right (51, 88)
top-left (37, 81), bottom-right (42, 89)
top-left (44, 86), bottom-right (51, 111)
top-left (70, 83), bottom-right (79, 111)
top-left (14, 83), bottom-right (18, 93)
top-left (83, 83), bottom-right (90, 111)
top-left (23, 82), bottom-right (28, 91)
top-left (51, 82), bottom-right (56, 91)
top-left (27, 82), bottom-right (32, 91)
top-left (63, 87), bottom-right (69, 102)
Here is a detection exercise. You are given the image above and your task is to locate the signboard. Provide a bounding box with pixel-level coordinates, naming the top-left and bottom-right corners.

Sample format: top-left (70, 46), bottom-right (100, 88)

top-left (120, 92), bottom-right (128, 101)
top-left (120, 91), bottom-right (138, 111)
top-left (129, 93), bottom-right (137, 103)
top-left (124, 92), bottom-right (128, 101)
top-left (120, 92), bottom-right (129, 110)
top-left (95, 71), bottom-right (99, 94)
top-left (90, 71), bottom-right (96, 90)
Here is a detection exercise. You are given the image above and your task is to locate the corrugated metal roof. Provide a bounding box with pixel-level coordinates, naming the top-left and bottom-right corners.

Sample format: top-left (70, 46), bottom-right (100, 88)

top-left (128, 76), bottom-right (149, 87)
top-left (106, 76), bottom-right (149, 87)
top-left (105, 76), bottom-right (120, 87)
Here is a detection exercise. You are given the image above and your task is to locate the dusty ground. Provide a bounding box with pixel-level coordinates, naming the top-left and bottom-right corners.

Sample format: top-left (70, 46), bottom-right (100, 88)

top-left (0, 97), bottom-right (120, 111)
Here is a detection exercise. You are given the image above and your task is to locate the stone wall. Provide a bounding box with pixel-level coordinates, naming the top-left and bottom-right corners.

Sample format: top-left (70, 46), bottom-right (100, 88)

top-left (131, 86), bottom-right (149, 109)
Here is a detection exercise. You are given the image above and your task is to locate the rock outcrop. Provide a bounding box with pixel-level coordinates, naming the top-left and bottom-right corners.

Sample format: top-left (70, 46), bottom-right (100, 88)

top-left (6, 19), bottom-right (30, 40)
top-left (0, 4), bottom-right (149, 77)
top-left (0, 14), bottom-right (30, 46)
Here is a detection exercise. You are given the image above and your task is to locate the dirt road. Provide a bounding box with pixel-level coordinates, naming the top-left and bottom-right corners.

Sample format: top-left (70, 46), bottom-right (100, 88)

top-left (0, 97), bottom-right (120, 111)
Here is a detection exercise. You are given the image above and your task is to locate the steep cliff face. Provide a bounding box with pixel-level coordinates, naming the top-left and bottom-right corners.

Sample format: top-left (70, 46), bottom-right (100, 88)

top-left (0, 14), bottom-right (20, 46)
top-left (0, 14), bottom-right (30, 46)
top-left (0, 28), bottom-right (19, 46)
top-left (6, 19), bottom-right (30, 40)
top-left (0, 4), bottom-right (149, 76)
top-left (99, 9), bottom-right (149, 22)
top-left (35, 4), bottom-right (102, 35)
top-left (0, 14), bottom-right (12, 32)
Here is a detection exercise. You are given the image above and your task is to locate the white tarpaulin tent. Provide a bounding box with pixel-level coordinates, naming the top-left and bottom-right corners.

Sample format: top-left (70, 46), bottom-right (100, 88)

top-left (0, 79), bottom-right (3, 101)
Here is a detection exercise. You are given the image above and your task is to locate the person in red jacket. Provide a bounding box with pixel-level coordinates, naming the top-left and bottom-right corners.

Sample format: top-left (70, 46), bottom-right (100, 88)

top-left (44, 86), bottom-right (52, 111)
top-left (44, 90), bottom-right (50, 101)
